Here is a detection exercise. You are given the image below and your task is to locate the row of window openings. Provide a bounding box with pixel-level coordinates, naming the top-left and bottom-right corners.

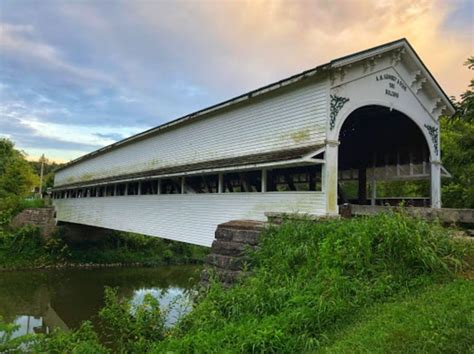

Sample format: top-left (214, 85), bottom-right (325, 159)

top-left (52, 166), bottom-right (322, 199)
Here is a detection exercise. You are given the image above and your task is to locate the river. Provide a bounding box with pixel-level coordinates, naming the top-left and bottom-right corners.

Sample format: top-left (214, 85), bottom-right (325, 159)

top-left (0, 265), bottom-right (201, 338)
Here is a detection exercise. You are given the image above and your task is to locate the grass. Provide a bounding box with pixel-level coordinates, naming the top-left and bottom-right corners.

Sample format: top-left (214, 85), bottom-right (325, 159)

top-left (151, 212), bottom-right (472, 353)
top-left (1, 212), bottom-right (472, 353)
top-left (321, 279), bottom-right (474, 353)
top-left (18, 198), bottom-right (46, 210)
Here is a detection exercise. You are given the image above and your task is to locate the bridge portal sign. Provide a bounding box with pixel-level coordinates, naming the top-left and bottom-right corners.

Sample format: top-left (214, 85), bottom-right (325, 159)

top-left (375, 73), bottom-right (408, 98)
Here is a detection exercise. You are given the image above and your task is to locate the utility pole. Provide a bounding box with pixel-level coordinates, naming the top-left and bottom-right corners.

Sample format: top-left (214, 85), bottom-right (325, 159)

top-left (39, 154), bottom-right (45, 199)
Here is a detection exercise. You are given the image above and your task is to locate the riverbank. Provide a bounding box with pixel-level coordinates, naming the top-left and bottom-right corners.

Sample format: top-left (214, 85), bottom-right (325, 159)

top-left (1, 212), bottom-right (473, 353)
top-left (0, 224), bottom-right (208, 271)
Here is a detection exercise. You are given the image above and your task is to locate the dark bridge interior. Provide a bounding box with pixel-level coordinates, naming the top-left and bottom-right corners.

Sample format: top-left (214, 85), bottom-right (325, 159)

top-left (338, 105), bottom-right (430, 205)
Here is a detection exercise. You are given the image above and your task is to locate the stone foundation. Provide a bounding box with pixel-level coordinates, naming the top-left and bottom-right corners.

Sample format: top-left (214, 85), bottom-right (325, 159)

top-left (265, 211), bottom-right (339, 224)
top-left (10, 207), bottom-right (56, 237)
top-left (201, 220), bottom-right (266, 287)
top-left (342, 204), bottom-right (474, 225)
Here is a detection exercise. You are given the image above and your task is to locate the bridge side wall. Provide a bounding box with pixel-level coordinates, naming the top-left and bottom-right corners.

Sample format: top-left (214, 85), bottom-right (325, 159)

top-left (53, 192), bottom-right (326, 246)
top-left (55, 79), bottom-right (328, 187)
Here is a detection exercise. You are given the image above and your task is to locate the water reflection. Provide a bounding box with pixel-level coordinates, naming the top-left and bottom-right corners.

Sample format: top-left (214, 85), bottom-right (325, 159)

top-left (0, 265), bottom-right (200, 338)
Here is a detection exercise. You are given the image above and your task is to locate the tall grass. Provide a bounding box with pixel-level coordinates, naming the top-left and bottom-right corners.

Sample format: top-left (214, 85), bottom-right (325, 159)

top-left (154, 212), bottom-right (470, 352)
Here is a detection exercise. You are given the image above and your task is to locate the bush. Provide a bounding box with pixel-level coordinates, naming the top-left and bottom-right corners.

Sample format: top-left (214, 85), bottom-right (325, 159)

top-left (0, 316), bottom-right (35, 353)
top-left (99, 287), bottom-right (166, 352)
top-left (0, 223), bottom-right (207, 269)
top-left (67, 231), bottom-right (208, 265)
top-left (32, 321), bottom-right (107, 354)
top-left (0, 226), bottom-right (71, 268)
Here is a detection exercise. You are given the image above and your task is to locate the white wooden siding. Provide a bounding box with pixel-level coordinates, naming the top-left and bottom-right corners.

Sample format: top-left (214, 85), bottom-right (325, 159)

top-left (54, 192), bottom-right (326, 247)
top-left (55, 80), bottom-right (327, 186)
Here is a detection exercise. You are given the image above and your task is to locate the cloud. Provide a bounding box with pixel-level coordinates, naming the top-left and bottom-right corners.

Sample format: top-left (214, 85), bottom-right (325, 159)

top-left (0, 0), bottom-right (471, 163)
top-left (0, 23), bottom-right (114, 86)
top-left (0, 95), bottom-right (145, 162)
top-left (128, 0), bottom-right (472, 97)
top-left (94, 132), bottom-right (125, 141)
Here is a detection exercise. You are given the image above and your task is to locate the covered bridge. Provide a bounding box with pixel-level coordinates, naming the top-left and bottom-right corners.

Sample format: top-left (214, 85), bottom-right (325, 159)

top-left (52, 39), bottom-right (454, 246)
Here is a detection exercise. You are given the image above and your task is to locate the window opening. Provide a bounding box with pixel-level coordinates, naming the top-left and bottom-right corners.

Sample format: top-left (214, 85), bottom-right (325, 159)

top-left (116, 183), bottom-right (126, 196)
top-left (185, 175), bottom-right (218, 193)
top-left (105, 185), bottom-right (115, 197)
top-left (267, 165), bottom-right (322, 192)
top-left (141, 180), bottom-right (158, 195)
top-left (161, 178), bottom-right (182, 194)
top-left (223, 170), bottom-right (262, 192)
top-left (127, 182), bottom-right (139, 195)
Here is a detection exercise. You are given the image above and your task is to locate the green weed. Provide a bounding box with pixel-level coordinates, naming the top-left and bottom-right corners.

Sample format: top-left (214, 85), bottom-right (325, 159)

top-left (153, 212), bottom-right (471, 352)
top-left (99, 287), bottom-right (166, 352)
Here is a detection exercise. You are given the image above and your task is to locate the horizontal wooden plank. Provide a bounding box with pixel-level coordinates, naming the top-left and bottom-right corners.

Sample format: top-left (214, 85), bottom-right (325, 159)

top-left (54, 192), bottom-right (327, 246)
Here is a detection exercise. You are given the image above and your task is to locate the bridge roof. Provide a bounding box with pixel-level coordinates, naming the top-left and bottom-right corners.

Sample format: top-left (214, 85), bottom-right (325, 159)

top-left (52, 144), bottom-right (324, 190)
top-left (56, 38), bottom-right (455, 173)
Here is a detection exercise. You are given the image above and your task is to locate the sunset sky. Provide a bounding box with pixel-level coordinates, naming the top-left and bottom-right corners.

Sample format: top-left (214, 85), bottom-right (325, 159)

top-left (0, 0), bottom-right (472, 163)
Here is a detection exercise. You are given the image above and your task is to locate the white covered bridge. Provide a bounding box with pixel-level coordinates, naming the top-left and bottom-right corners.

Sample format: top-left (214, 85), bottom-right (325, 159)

top-left (52, 39), bottom-right (454, 247)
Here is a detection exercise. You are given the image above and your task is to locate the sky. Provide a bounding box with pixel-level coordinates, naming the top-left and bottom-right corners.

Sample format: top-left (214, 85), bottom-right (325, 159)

top-left (0, 0), bottom-right (472, 163)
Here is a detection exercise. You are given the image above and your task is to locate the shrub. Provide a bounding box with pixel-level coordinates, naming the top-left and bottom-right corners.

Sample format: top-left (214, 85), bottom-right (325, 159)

top-left (0, 316), bottom-right (36, 353)
top-left (32, 321), bottom-right (107, 354)
top-left (0, 225), bottom-right (71, 268)
top-left (99, 287), bottom-right (166, 352)
top-left (67, 231), bottom-right (208, 265)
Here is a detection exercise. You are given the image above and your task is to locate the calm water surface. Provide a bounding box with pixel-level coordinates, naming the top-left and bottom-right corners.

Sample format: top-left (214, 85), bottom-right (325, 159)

top-left (0, 265), bottom-right (201, 338)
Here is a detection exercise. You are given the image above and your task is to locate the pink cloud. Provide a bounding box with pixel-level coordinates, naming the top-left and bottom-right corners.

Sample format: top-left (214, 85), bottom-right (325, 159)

top-left (132, 0), bottom-right (472, 97)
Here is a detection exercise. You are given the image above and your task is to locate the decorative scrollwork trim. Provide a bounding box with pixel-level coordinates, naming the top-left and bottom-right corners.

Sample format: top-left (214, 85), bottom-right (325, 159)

top-left (330, 94), bottom-right (350, 130)
top-left (424, 124), bottom-right (439, 156)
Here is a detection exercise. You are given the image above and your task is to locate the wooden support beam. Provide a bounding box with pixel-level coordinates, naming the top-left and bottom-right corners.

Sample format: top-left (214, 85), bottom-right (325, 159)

top-left (261, 169), bottom-right (267, 193)
top-left (371, 173), bottom-right (377, 206)
top-left (358, 166), bottom-right (367, 205)
top-left (396, 152), bottom-right (400, 176)
top-left (371, 153), bottom-right (376, 206)
top-left (431, 161), bottom-right (441, 208)
top-left (324, 140), bottom-right (339, 215)
top-left (218, 173), bottom-right (223, 193)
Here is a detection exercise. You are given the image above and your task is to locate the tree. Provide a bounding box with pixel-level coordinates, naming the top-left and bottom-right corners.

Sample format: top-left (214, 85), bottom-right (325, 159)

top-left (29, 158), bottom-right (64, 193)
top-left (453, 57), bottom-right (474, 122)
top-left (0, 139), bottom-right (39, 199)
top-left (441, 57), bottom-right (474, 208)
